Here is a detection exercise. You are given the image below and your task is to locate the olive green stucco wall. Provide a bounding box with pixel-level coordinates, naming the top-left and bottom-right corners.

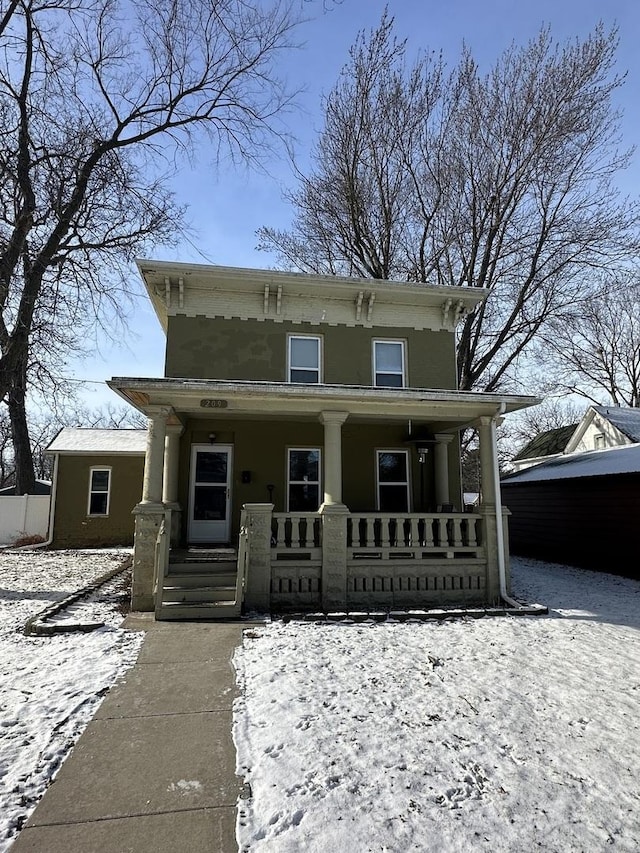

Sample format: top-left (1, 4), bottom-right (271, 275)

top-left (165, 316), bottom-right (457, 389)
top-left (177, 418), bottom-right (462, 545)
top-left (52, 455), bottom-right (144, 548)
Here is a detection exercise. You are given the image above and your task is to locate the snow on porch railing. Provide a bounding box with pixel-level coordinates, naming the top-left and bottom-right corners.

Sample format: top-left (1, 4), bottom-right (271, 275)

top-left (271, 513), bottom-right (322, 560)
top-left (347, 512), bottom-right (483, 560)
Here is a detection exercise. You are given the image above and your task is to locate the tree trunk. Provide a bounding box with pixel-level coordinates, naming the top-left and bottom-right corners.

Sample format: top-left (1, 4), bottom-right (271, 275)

top-left (8, 358), bottom-right (35, 494)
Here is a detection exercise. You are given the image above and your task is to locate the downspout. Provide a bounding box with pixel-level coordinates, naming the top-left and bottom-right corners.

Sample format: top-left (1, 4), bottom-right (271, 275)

top-left (21, 453), bottom-right (58, 550)
top-left (490, 403), bottom-right (522, 609)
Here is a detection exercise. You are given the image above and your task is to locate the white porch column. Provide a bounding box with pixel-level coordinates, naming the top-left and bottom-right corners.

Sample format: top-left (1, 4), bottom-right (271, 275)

top-left (162, 423), bottom-right (183, 505)
top-left (141, 406), bottom-right (171, 505)
top-left (319, 411), bottom-right (349, 507)
top-left (477, 417), bottom-right (497, 507)
top-left (132, 405), bottom-right (172, 611)
top-left (434, 433), bottom-right (454, 508)
top-left (476, 415), bottom-right (501, 603)
top-left (163, 422), bottom-right (184, 545)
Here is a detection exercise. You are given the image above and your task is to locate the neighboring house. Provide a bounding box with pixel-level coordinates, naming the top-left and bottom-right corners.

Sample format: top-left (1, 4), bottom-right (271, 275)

top-left (510, 424), bottom-right (577, 472)
top-left (502, 444), bottom-right (640, 577)
top-left (564, 405), bottom-right (640, 453)
top-left (45, 428), bottom-right (147, 548)
top-left (509, 406), bottom-right (640, 472)
top-left (106, 260), bottom-right (538, 618)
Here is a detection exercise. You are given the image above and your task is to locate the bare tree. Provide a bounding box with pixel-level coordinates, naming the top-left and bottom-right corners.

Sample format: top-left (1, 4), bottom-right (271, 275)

top-left (0, 0), bottom-right (305, 493)
top-left (0, 401), bottom-right (150, 487)
top-left (259, 12), bottom-right (640, 395)
top-left (537, 276), bottom-right (640, 407)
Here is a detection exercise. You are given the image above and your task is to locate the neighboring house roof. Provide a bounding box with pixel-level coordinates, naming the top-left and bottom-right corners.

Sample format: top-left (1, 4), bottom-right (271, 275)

top-left (592, 406), bottom-right (640, 443)
top-left (0, 479), bottom-right (51, 495)
top-left (46, 428), bottom-right (147, 455)
top-left (502, 443), bottom-right (640, 484)
top-left (512, 424), bottom-right (577, 462)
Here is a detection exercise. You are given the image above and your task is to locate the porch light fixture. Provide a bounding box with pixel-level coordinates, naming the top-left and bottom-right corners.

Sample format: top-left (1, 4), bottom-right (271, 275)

top-left (208, 432), bottom-right (216, 443)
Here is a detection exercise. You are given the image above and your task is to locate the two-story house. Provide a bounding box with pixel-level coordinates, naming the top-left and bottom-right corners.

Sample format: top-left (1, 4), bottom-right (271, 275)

top-left (107, 260), bottom-right (538, 618)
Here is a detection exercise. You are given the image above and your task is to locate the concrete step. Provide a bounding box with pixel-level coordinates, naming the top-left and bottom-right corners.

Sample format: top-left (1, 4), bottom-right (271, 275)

top-left (162, 585), bottom-right (237, 604)
top-left (168, 560), bottom-right (238, 574)
top-left (158, 600), bottom-right (241, 620)
top-left (165, 572), bottom-right (237, 587)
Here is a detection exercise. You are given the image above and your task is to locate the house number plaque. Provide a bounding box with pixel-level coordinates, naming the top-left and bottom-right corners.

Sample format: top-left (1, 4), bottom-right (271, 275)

top-left (200, 399), bottom-right (228, 408)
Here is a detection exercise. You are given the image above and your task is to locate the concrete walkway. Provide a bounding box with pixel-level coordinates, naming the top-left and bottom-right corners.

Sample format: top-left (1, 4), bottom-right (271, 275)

top-left (11, 614), bottom-right (252, 853)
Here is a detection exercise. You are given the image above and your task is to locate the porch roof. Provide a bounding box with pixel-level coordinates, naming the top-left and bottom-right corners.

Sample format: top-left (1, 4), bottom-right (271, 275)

top-left (107, 377), bottom-right (539, 431)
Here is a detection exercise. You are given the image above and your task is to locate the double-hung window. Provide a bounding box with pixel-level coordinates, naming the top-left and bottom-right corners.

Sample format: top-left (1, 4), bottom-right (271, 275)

top-left (88, 467), bottom-right (111, 516)
top-left (287, 448), bottom-right (321, 511)
top-left (288, 335), bottom-right (321, 383)
top-left (376, 450), bottom-right (410, 512)
top-left (373, 340), bottom-right (405, 387)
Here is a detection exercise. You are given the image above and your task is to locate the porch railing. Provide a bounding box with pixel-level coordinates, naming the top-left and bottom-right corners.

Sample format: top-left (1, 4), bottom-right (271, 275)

top-left (271, 512), bottom-right (322, 560)
top-left (347, 512), bottom-right (482, 560)
top-left (153, 510), bottom-right (171, 619)
top-left (244, 505), bottom-right (491, 611)
top-left (237, 510), bottom-right (250, 605)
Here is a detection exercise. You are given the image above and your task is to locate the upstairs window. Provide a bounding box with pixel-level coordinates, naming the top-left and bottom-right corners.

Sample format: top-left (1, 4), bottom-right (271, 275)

top-left (373, 340), bottom-right (405, 388)
top-left (288, 335), bottom-right (321, 383)
top-left (594, 433), bottom-right (605, 450)
top-left (88, 467), bottom-right (111, 516)
top-left (287, 448), bottom-right (321, 511)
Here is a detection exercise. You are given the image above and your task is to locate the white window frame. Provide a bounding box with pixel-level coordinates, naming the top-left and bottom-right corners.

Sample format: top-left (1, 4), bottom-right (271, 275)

top-left (286, 447), bottom-right (322, 512)
top-left (375, 449), bottom-right (410, 512)
top-left (287, 334), bottom-right (322, 384)
top-left (87, 466), bottom-right (111, 516)
top-left (372, 339), bottom-right (406, 388)
top-left (594, 432), bottom-right (605, 450)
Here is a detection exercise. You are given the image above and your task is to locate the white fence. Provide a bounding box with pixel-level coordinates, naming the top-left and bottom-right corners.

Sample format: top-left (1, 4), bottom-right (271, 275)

top-left (0, 496), bottom-right (50, 545)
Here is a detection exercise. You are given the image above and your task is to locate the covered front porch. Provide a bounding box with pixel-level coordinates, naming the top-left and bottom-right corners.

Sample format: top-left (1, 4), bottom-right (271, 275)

top-left (107, 378), bottom-right (537, 616)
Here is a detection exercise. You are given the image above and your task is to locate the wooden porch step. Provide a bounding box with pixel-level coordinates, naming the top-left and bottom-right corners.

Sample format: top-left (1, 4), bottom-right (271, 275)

top-left (162, 585), bottom-right (237, 604)
top-left (158, 600), bottom-right (241, 620)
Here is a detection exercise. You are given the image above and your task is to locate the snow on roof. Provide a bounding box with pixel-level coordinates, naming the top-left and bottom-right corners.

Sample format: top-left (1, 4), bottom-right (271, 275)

top-left (502, 442), bottom-right (640, 484)
top-left (46, 428), bottom-right (147, 454)
top-left (593, 406), bottom-right (640, 442)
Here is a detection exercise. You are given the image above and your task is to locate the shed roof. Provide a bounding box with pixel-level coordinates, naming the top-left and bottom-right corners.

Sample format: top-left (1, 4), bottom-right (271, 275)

top-left (512, 423), bottom-right (577, 462)
top-left (502, 443), bottom-right (640, 484)
top-left (593, 406), bottom-right (640, 442)
top-left (46, 428), bottom-right (147, 454)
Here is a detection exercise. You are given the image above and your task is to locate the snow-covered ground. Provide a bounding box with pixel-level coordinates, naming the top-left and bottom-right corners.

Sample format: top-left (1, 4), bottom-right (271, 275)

top-left (234, 558), bottom-right (640, 852)
top-left (0, 549), bottom-right (143, 851)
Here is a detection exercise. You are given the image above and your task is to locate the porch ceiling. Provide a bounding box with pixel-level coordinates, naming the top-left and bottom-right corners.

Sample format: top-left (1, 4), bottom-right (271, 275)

top-left (108, 377), bottom-right (540, 430)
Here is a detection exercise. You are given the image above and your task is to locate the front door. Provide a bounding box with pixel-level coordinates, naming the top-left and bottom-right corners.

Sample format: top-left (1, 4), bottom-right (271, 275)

top-left (188, 444), bottom-right (233, 543)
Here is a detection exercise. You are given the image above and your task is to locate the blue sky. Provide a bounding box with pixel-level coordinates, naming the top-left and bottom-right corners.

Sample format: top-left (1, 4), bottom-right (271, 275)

top-left (75, 0), bottom-right (640, 411)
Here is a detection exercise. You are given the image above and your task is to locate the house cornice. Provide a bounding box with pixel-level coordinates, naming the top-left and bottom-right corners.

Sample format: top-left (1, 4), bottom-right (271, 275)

top-left (135, 259), bottom-right (488, 335)
top-left (108, 376), bottom-right (540, 428)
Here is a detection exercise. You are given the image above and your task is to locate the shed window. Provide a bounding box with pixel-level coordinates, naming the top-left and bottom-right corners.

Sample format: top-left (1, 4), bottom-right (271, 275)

top-left (88, 468), bottom-right (111, 516)
top-left (288, 335), bottom-right (321, 383)
top-left (373, 340), bottom-right (405, 387)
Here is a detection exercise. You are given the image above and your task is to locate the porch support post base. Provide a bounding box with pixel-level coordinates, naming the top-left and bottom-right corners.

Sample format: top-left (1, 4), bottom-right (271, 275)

top-left (477, 504), bottom-right (501, 605)
top-left (243, 503), bottom-right (274, 612)
top-left (320, 503), bottom-right (349, 611)
top-left (131, 502), bottom-right (165, 612)
top-left (163, 501), bottom-right (182, 546)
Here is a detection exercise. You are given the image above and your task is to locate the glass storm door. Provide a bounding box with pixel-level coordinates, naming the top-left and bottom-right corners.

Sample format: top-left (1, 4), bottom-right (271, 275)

top-left (188, 445), bottom-right (232, 543)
